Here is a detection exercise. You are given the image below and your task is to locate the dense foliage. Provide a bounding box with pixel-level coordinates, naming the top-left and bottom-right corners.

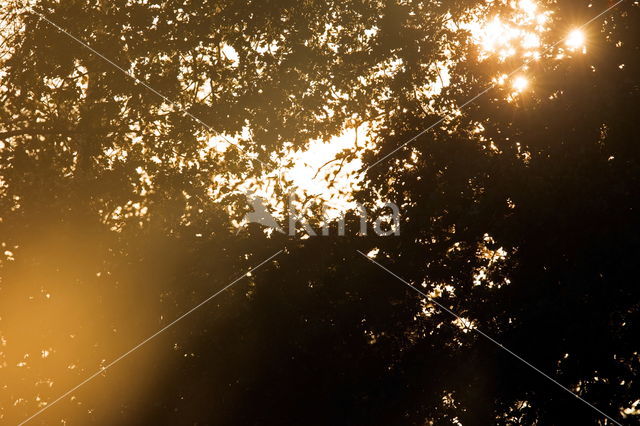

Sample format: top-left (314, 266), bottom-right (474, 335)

top-left (0, 0), bottom-right (638, 424)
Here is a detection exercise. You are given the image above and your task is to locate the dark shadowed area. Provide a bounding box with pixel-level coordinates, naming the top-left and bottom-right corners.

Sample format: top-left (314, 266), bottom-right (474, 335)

top-left (0, 0), bottom-right (639, 424)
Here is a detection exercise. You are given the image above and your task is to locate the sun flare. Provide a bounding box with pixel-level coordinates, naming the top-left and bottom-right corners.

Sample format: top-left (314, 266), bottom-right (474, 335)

top-left (566, 29), bottom-right (586, 50)
top-left (512, 76), bottom-right (529, 92)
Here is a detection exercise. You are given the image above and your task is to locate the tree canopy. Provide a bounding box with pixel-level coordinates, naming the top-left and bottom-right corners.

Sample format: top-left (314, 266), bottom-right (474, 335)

top-left (0, 0), bottom-right (639, 424)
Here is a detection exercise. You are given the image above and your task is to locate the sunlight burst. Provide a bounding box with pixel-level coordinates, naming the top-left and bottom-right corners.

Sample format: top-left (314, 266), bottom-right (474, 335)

top-left (512, 76), bottom-right (529, 92)
top-left (566, 29), bottom-right (585, 50)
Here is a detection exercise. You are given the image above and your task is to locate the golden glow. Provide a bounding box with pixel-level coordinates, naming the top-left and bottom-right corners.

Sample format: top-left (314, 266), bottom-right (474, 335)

top-left (512, 76), bottom-right (529, 92)
top-left (519, 0), bottom-right (538, 15)
top-left (228, 123), bottom-right (373, 231)
top-left (466, 0), bottom-right (551, 63)
top-left (494, 73), bottom-right (509, 85)
top-left (566, 29), bottom-right (586, 50)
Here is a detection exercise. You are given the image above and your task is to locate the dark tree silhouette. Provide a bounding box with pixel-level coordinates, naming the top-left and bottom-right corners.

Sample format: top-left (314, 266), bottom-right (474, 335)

top-left (0, 0), bottom-right (638, 425)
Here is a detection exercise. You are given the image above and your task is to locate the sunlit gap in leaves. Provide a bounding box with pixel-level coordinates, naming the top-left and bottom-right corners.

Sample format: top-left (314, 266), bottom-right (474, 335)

top-left (465, 1), bottom-right (590, 100)
top-left (206, 123), bottom-right (374, 232)
top-left (462, 0), bottom-right (551, 90)
top-left (220, 1), bottom-right (557, 235)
